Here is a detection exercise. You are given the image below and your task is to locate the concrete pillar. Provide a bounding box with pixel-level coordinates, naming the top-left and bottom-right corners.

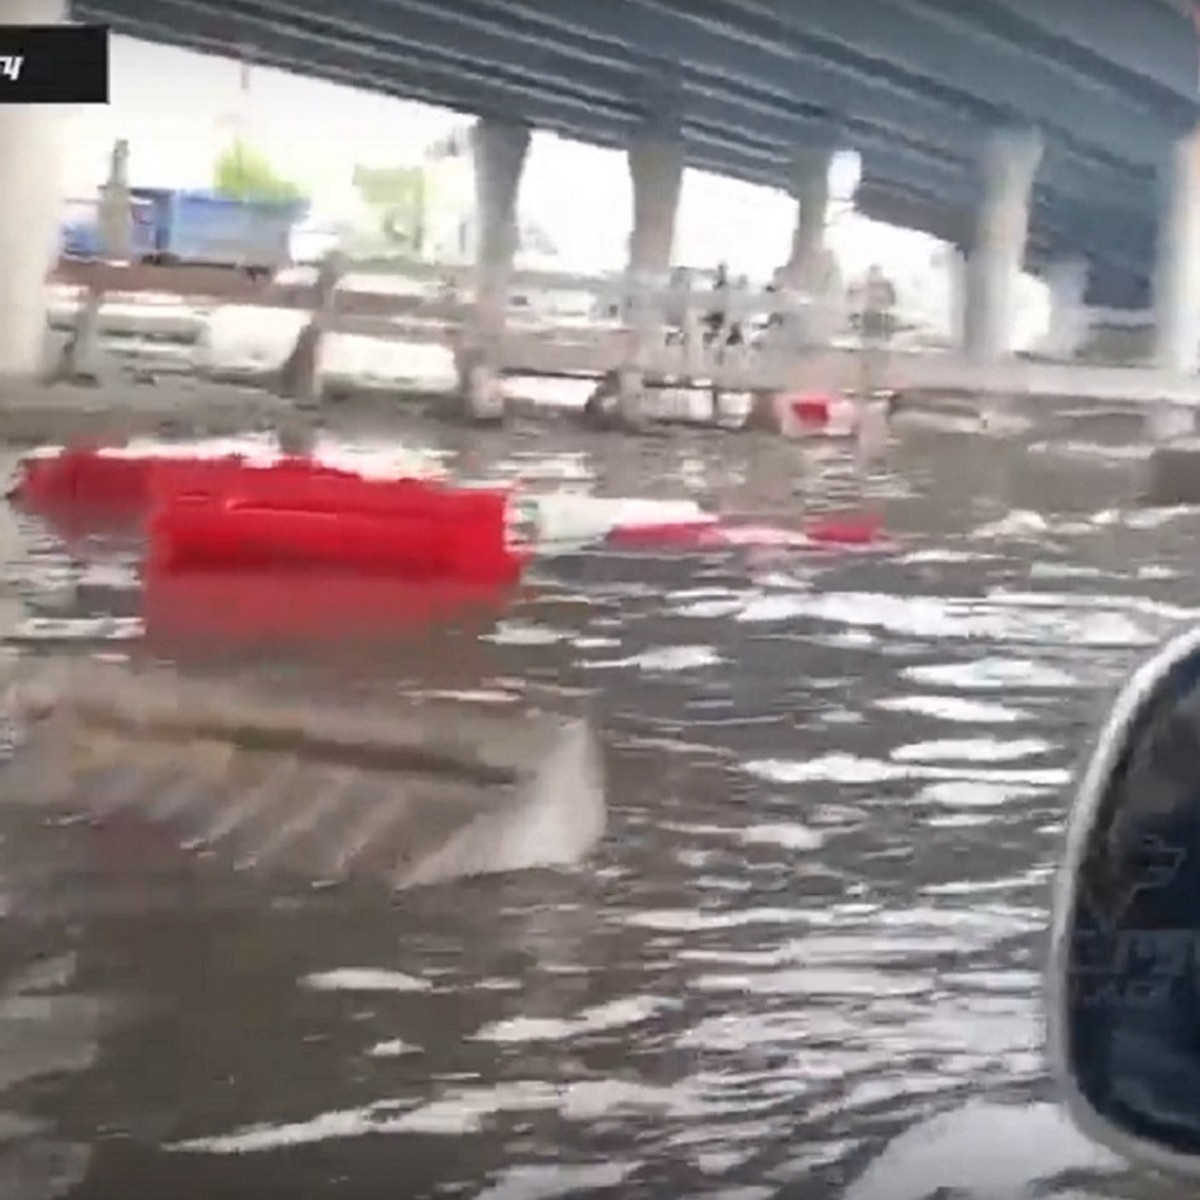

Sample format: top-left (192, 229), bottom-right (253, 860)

top-left (457, 117), bottom-right (530, 421)
top-left (1152, 124), bottom-right (1200, 374)
top-left (617, 122), bottom-right (684, 427)
top-left (766, 143), bottom-right (837, 358)
top-left (627, 139), bottom-right (683, 281)
top-left (1041, 256), bottom-right (1090, 361)
top-left (779, 146), bottom-right (834, 291)
top-left (945, 246), bottom-right (968, 348)
top-left (0, 0), bottom-right (68, 382)
top-left (625, 136), bottom-right (684, 348)
top-left (962, 126), bottom-right (1043, 365)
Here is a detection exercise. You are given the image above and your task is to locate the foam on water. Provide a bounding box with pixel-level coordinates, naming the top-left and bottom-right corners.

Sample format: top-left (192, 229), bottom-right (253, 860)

top-left (891, 737), bottom-right (1055, 763)
top-left (733, 590), bottom-right (1161, 646)
top-left (743, 753), bottom-right (1070, 788)
top-left (874, 695), bottom-right (1032, 723)
top-left (300, 969), bottom-right (433, 994)
top-left (902, 657), bottom-right (1083, 690)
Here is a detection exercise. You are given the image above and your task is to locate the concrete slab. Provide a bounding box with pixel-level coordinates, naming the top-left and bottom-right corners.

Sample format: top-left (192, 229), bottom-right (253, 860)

top-left (4, 658), bottom-right (606, 891)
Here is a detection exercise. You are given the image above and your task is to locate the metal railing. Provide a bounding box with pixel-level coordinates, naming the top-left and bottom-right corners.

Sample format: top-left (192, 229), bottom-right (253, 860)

top-left (48, 147), bottom-right (848, 399)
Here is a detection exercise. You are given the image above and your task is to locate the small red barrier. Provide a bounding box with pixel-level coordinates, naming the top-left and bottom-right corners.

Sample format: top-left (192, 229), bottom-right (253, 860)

top-left (782, 392), bottom-right (860, 436)
top-left (148, 480), bottom-right (523, 584)
top-left (10, 447), bottom-right (367, 526)
top-left (13, 446), bottom-right (524, 584)
top-left (802, 513), bottom-right (884, 545)
top-left (11, 448), bottom-right (156, 521)
top-left (790, 394), bottom-right (838, 426)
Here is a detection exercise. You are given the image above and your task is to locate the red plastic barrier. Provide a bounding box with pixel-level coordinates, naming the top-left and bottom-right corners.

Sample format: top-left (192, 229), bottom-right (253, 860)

top-left (146, 455), bottom-right (360, 510)
top-left (782, 393), bottom-right (867, 438)
top-left (605, 520), bottom-right (721, 549)
top-left (10, 448), bottom-right (275, 529)
top-left (143, 570), bottom-right (513, 649)
top-left (12, 448), bottom-right (156, 519)
top-left (10, 447), bottom-right (367, 528)
top-left (12, 451), bottom-right (520, 580)
top-left (14, 446), bottom-right (526, 582)
top-left (803, 513), bottom-right (884, 545)
top-left (149, 482), bottom-right (524, 584)
top-left (789, 394), bottom-right (838, 426)
top-left (162, 466), bottom-right (464, 521)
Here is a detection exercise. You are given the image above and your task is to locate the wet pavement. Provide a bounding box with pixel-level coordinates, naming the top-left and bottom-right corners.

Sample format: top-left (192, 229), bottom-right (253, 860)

top-left (0, 400), bottom-right (1195, 1199)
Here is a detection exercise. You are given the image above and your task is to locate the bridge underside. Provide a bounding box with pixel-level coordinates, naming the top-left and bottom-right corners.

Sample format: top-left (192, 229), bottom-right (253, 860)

top-left (78, 0), bottom-right (1200, 308)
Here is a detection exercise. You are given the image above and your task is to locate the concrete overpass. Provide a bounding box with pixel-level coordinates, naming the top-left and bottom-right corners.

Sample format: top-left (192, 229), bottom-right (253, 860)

top-left (3, 0), bottom-right (1200, 410)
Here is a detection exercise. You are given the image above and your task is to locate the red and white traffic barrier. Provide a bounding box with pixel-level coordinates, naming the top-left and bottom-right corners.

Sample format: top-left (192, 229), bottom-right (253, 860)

top-left (778, 391), bottom-right (862, 438)
top-left (604, 511), bottom-right (887, 552)
top-left (10, 442), bottom-right (893, 576)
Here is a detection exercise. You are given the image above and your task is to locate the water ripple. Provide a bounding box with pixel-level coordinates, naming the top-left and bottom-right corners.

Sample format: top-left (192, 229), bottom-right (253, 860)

top-left (2, 425), bottom-right (1195, 1199)
top-left (733, 591), bottom-right (1159, 646)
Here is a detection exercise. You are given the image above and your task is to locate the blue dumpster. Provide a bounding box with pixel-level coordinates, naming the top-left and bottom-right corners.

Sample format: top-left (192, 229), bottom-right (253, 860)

top-left (59, 189), bottom-right (310, 269)
top-left (147, 189), bottom-right (310, 268)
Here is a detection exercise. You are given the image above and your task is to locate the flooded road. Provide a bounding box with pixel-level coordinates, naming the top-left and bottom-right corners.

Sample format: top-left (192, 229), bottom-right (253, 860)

top-left (0, 405), bottom-right (1195, 1199)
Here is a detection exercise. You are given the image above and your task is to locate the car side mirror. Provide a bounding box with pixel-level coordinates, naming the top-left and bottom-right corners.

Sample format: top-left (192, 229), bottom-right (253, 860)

top-left (1048, 626), bottom-right (1200, 1178)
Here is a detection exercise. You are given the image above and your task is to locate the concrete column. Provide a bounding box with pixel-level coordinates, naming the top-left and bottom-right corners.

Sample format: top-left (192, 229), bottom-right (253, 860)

top-left (472, 118), bottom-right (530, 336)
top-left (1152, 124), bottom-right (1200, 374)
top-left (962, 126), bottom-right (1043, 365)
top-left (0, 0), bottom-right (68, 382)
top-left (626, 136), bottom-right (684, 340)
top-left (945, 246), bottom-right (968, 348)
top-left (779, 146), bottom-right (834, 290)
top-left (616, 122), bottom-right (684, 426)
top-left (627, 139), bottom-right (683, 280)
top-left (1041, 256), bottom-right (1090, 361)
top-left (765, 143), bottom-right (837, 358)
top-left (457, 117), bottom-right (530, 420)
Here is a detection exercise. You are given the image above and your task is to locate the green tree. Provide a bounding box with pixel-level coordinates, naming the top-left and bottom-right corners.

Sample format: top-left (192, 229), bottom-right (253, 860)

top-left (352, 163), bottom-right (432, 255)
top-left (214, 139), bottom-right (304, 204)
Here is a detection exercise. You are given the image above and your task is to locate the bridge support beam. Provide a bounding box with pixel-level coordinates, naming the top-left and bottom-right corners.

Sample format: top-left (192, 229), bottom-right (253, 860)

top-left (0, 0), bottom-right (67, 383)
top-left (618, 131), bottom-right (684, 426)
top-left (1040, 256), bottom-right (1090, 361)
top-left (457, 117), bottom-right (530, 422)
top-left (1152, 125), bottom-right (1200, 375)
top-left (962, 127), bottom-right (1043, 366)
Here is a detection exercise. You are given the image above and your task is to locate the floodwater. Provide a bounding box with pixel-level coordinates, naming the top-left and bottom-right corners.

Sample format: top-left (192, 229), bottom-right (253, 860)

top-left (0, 401), bottom-right (1195, 1199)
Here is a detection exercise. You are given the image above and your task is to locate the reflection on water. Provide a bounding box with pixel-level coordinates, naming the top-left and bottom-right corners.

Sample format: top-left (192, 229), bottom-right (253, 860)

top-left (0, 408), bottom-right (1197, 1198)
